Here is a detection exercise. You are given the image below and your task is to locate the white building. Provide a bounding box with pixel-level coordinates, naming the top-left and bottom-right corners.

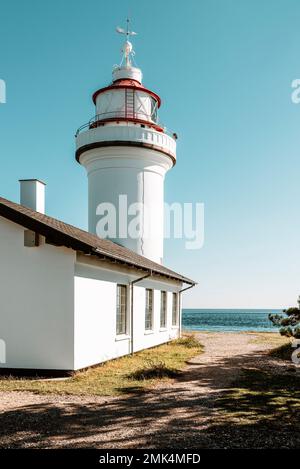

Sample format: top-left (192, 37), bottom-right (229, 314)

top-left (0, 25), bottom-right (195, 374)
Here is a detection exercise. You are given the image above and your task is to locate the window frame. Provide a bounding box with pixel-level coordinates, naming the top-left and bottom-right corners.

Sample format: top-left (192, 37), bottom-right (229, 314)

top-left (116, 284), bottom-right (128, 336)
top-left (172, 292), bottom-right (179, 326)
top-left (145, 288), bottom-right (154, 331)
top-left (150, 97), bottom-right (158, 122)
top-left (160, 291), bottom-right (167, 329)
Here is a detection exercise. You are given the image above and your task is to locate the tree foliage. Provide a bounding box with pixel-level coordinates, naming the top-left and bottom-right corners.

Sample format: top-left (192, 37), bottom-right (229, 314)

top-left (269, 307), bottom-right (300, 338)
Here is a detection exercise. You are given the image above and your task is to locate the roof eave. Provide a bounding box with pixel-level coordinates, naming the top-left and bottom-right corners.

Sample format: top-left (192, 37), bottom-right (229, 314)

top-left (0, 200), bottom-right (195, 286)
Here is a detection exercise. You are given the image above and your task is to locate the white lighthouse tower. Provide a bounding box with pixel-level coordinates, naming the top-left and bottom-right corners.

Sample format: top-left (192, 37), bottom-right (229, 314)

top-left (75, 21), bottom-right (177, 264)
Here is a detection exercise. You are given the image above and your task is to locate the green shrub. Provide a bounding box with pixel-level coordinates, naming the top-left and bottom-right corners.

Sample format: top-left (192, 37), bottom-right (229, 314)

top-left (269, 343), bottom-right (293, 361)
top-left (127, 359), bottom-right (179, 381)
top-left (173, 335), bottom-right (201, 349)
top-left (269, 306), bottom-right (300, 339)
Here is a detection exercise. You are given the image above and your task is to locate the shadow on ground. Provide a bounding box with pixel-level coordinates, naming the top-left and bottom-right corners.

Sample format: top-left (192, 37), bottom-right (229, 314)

top-left (0, 348), bottom-right (299, 448)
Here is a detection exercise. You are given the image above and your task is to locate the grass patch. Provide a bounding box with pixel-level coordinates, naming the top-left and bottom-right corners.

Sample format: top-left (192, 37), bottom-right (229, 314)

top-left (174, 335), bottom-right (202, 348)
top-left (215, 368), bottom-right (300, 429)
top-left (0, 336), bottom-right (202, 396)
top-left (269, 342), bottom-right (294, 361)
top-left (127, 359), bottom-right (179, 380)
top-left (249, 333), bottom-right (296, 362)
top-left (248, 332), bottom-right (290, 347)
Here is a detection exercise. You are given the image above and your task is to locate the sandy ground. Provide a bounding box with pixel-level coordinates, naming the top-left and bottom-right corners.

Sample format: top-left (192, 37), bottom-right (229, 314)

top-left (0, 332), bottom-right (298, 449)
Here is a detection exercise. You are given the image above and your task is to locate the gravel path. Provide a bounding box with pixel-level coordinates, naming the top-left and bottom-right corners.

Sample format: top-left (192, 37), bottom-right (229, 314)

top-left (0, 332), bottom-right (297, 449)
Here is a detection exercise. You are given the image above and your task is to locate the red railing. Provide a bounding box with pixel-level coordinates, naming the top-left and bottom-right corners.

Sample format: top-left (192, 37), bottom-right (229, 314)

top-left (75, 111), bottom-right (176, 139)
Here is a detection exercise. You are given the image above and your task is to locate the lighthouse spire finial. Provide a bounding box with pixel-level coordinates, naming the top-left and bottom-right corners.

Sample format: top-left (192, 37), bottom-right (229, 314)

top-left (116, 18), bottom-right (137, 67)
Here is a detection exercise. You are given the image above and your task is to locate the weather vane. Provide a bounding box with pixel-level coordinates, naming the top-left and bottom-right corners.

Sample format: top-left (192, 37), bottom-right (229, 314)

top-left (116, 18), bottom-right (137, 67)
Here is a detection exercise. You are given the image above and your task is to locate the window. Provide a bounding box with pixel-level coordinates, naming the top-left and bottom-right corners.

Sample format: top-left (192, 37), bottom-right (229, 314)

top-left (116, 284), bottom-right (127, 335)
top-left (145, 289), bottom-right (154, 331)
top-left (160, 291), bottom-right (167, 328)
top-left (172, 292), bottom-right (179, 326)
top-left (150, 97), bottom-right (158, 122)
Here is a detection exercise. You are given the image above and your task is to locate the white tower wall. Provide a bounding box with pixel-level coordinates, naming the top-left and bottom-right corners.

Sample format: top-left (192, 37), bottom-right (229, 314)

top-left (79, 146), bottom-right (173, 264)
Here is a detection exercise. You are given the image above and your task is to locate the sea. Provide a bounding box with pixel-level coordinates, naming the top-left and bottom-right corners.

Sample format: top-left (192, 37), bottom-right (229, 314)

top-left (182, 309), bottom-right (281, 333)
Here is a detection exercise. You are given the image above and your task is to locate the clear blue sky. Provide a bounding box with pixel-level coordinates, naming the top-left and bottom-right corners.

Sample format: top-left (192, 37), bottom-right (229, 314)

top-left (1, 0), bottom-right (300, 308)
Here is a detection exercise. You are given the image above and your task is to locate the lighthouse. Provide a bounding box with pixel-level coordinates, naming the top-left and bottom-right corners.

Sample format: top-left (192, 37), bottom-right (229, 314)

top-left (75, 21), bottom-right (177, 264)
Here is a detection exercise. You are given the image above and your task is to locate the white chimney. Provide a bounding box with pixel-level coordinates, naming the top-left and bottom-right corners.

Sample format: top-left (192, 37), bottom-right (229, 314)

top-left (19, 179), bottom-right (46, 214)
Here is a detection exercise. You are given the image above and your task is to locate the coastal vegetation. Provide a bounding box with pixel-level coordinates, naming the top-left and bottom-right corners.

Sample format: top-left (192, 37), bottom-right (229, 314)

top-left (269, 306), bottom-right (300, 338)
top-left (269, 342), bottom-right (294, 361)
top-left (0, 335), bottom-right (203, 396)
top-left (269, 302), bottom-right (300, 364)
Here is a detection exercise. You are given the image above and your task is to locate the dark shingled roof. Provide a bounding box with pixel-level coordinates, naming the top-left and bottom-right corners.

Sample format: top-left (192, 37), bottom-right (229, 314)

top-left (0, 197), bottom-right (195, 285)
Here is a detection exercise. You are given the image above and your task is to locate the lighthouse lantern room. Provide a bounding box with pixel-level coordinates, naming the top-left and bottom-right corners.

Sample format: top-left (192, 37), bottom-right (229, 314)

top-left (75, 21), bottom-right (177, 264)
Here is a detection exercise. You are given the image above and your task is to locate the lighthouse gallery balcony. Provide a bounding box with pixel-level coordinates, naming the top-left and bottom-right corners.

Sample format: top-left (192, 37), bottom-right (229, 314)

top-left (75, 116), bottom-right (177, 163)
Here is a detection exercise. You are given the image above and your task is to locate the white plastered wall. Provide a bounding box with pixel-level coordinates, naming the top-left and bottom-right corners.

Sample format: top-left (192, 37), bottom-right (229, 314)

top-left (74, 254), bottom-right (181, 370)
top-left (0, 216), bottom-right (75, 370)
